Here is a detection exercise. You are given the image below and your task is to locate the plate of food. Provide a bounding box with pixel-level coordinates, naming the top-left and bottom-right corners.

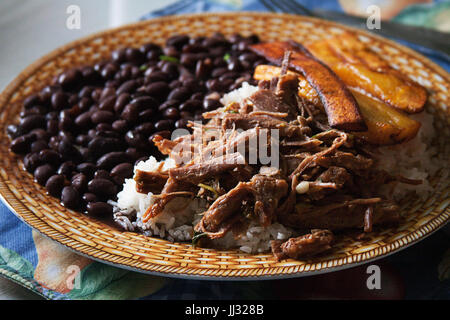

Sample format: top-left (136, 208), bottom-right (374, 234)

top-left (0, 12), bottom-right (448, 279)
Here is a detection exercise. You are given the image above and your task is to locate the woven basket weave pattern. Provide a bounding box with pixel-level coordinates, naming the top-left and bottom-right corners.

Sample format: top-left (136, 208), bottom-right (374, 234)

top-left (0, 13), bottom-right (448, 279)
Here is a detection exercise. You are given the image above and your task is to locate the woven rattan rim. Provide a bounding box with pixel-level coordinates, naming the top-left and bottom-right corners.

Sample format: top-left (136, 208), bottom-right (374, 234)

top-left (0, 12), bottom-right (448, 280)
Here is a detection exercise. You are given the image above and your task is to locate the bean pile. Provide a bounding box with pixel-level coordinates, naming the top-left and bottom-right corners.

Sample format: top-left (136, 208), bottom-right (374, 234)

top-left (7, 33), bottom-right (266, 219)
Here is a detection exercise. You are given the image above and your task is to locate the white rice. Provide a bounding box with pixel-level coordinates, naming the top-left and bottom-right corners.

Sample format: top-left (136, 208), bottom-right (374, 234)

top-left (114, 83), bottom-right (442, 253)
top-left (374, 111), bottom-right (445, 201)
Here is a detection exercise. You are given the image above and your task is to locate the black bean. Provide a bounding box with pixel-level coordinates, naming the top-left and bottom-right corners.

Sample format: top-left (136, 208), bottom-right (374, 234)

top-left (129, 96), bottom-right (158, 111)
top-left (213, 57), bottom-right (227, 68)
top-left (79, 86), bottom-right (95, 99)
top-left (75, 134), bottom-right (90, 146)
top-left (10, 134), bottom-right (36, 154)
top-left (20, 105), bottom-right (47, 118)
top-left (168, 87), bottom-right (191, 101)
top-left (45, 111), bottom-right (58, 121)
top-left (23, 94), bottom-right (41, 109)
top-left (163, 107), bottom-right (180, 120)
top-left (145, 71), bottom-right (170, 83)
top-left (125, 48), bottom-right (145, 64)
top-left (23, 152), bottom-right (41, 173)
top-left (39, 149), bottom-right (61, 167)
top-left (140, 43), bottom-right (161, 54)
top-left (221, 78), bottom-right (235, 90)
top-left (190, 92), bottom-right (204, 101)
top-left (135, 122), bottom-right (155, 136)
top-left (58, 161), bottom-right (76, 178)
top-left (203, 99), bottom-right (222, 112)
top-left (30, 140), bottom-right (48, 153)
top-left (114, 93), bottom-right (131, 114)
top-left (98, 95), bottom-right (116, 112)
top-left (19, 115), bottom-right (46, 133)
top-left (137, 109), bottom-right (154, 123)
top-left (71, 173), bottom-right (88, 193)
top-left (93, 170), bottom-right (110, 181)
top-left (94, 62), bottom-right (106, 72)
top-left (206, 79), bottom-right (223, 92)
top-left (86, 202), bottom-right (113, 218)
top-left (125, 131), bottom-right (148, 149)
top-left (247, 34), bottom-right (260, 43)
top-left (117, 66), bottom-right (132, 81)
top-left (195, 59), bottom-right (212, 79)
top-left (146, 49), bottom-right (160, 61)
top-left (96, 123), bottom-right (113, 132)
top-left (81, 67), bottom-right (102, 84)
top-left (61, 186), bottom-right (80, 209)
top-left (175, 119), bottom-right (188, 129)
top-left (87, 178), bottom-right (117, 198)
top-left (76, 163), bottom-right (96, 178)
top-left (58, 139), bottom-right (81, 161)
top-left (58, 69), bottom-right (82, 90)
top-left (145, 82), bottom-right (170, 98)
top-left (101, 64), bottom-right (118, 80)
top-left (58, 130), bottom-right (75, 143)
top-left (150, 130), bottom-right (171, 141)
top-left (211, 67), bottom-right (228, 78)
top-left (229, 33), bottom-right (243, 43)
top-left (219, 71), bottom-right (239, 81)
top-left (91, 111), bottom-right (115, 124)
top-left (239, 52), bottom-right (258, 63)
top-left (166, 35), bottom-right (189, 49)
top-left (179, 99), bottom-right (202, 113)
top-left (95, 130), bottom-right (121, 139)
top-left (100, 87), bottom-right (116, 101)
top-left (45, 174), bottom-right (65, 197)
top-left (46, 119), bottom-right (59, 135)
top-left (48, 136), bottom-right (60, 150)
top-left (51, 92), bottom-right (69, 110)
top-left (125, 148), bottom-right (143, 161)
top-left (96, 151), bottom-right (129, 170)
top-left (169, 80), bottom-right (182, 90)
top-left (78, 97), bottom-right (93, 111)
top-left (227, 57), bottom-right (242, 72)
top-left (159, 99), bottom-right (180, 111)
top-left (117, 80), bottom-right (137, 95)
top-left (161, 62), bottom-right (179, 79)
top-left (112, 120), bottom-right (128, 133)
top-left (34, 164), bottom-right (55, 186)
top-left (180, 53), bottom-right (199, 67)
top-left (179, 111), bottom-right (194, 120)
top-left (121, 104), bottom-right (139, 123)
top-left (111, 48), bottom-right (127, 63)
top-left (83, 193), bottom-right (98, 203)
top-left (6, 124), bottom-right (23, 139)
top-left (91, 88), bottom-right (102, 102)
top-left (74, 111), bottom-right (93, 128)
top-left (237, 40), bottom-right (250, 51)
top-left (110, 163), bottom-right (133, 185)
top-left (154, 119), bottom-right (174, 131)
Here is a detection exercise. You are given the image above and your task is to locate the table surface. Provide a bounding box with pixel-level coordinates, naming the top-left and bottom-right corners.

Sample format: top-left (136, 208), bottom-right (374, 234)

top-left (0, 0), bottom-right (174, 300)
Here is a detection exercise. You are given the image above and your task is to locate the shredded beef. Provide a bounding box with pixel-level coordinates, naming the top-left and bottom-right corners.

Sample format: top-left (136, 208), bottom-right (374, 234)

top-left (271, 229), bottom-right (334, 260)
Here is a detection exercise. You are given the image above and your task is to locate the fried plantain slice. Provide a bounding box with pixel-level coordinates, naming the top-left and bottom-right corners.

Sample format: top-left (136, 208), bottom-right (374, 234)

top-left (305, 33), bottom-right (427, 114)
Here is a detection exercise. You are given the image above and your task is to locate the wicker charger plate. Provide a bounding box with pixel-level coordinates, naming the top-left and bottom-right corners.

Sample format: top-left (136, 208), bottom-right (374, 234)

top-left (0, 13), bottom-right (449, 280)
